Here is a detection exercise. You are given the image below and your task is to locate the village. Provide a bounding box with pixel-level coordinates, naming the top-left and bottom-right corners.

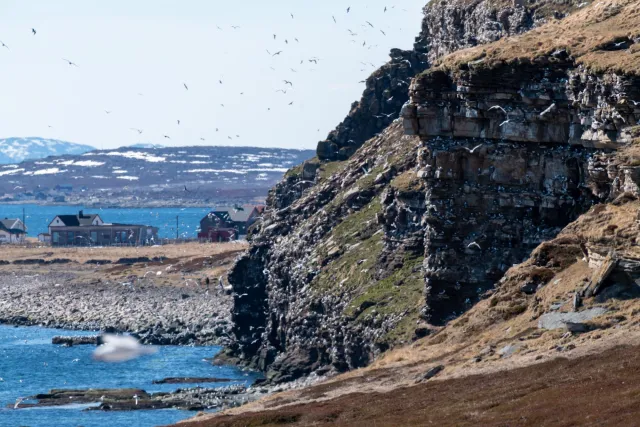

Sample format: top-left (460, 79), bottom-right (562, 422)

top-left (0, 204), bottom-right (264, 246)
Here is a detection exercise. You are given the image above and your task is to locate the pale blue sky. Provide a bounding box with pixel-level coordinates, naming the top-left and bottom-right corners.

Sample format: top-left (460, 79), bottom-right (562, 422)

top-left (0, 1), bottom-right (426, 149)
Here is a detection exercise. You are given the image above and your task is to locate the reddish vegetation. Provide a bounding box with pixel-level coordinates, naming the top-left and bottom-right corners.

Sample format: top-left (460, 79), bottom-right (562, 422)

top-left (174, 345), bottom-right (640, 427)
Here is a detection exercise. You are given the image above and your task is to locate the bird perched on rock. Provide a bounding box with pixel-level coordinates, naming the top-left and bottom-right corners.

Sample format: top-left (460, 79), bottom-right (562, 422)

top-left (93, 334), bottom-right (156, 362)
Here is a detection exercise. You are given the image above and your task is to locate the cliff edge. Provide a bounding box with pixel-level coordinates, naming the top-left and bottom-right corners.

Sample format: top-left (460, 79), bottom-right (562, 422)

top-left (219, 0), bottom-right (640, 385)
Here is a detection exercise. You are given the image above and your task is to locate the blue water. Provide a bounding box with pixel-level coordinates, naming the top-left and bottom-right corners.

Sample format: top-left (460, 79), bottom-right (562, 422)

top-left (0, 325), bottom-right (259, 427)
top-left (0, 204), bottom-right (213, 239)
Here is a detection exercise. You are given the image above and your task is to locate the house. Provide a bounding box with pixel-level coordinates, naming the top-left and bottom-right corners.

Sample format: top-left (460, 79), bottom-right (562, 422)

top-left (38, 233), bottom-right (51, 243)
top-left (198, 205), bottom-right (264, 242)
top-left (0, 218), bottom-right (27, 243)
top-left (49, 210), bottom-right (158, 246)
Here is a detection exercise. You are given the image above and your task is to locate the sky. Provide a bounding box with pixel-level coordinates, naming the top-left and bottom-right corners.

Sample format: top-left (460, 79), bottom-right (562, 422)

top-left (0, 1), bottom-right (427, 150)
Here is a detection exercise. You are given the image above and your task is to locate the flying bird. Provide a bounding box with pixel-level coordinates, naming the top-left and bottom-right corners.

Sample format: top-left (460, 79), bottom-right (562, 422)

top-left (283, 80), bottom-right (293, 86)
top-left (276, 89), bottom-right (287, 94)
top-left (104, 110), bottom-right (111, 114)
top-left (92, 334), bottom-right (156, 362)
top-left (183, 83), bottom-right (188, 90)
top-left (129, 128), bottom-right (143, 134)
top-left (1, 41), bottom-right (9, 50)
top-left (231, 26), bottom-right (240, 29)
top-left (384, 6), bottom-right (388, 12)
top-left (272, 51), bottom-right (282, 56)
top-left (289, 101), bottom-right (294, 105)
top-left (347, 6), bottom-right (351, 13)
top-left (163, 135), bottom-right (171, 139)
top-left (290, 13), bottom-right (294, 19)
top-left (380, 30), bottom-right (386, 36)
top-left (177, 119), bottom-right (180, 125)
top-left (467, 242), bottom-right (482, 250)
top-left (219, 79), bottom-right (223, 84)
top-left (332, 15), bottom-right (337, 23)
top-left (273, 34), bottom-right (277, 40)
top-left (463, 144), bottom-right (483, 154)
top-left (62, 58), bottom-right (78, 67)
top-left (366, 21), bottom-right (374, 28)
top-left (488, 105), bottom-right (508, 115)
top-left (200, 137), bottom-right (206, 141)
top-left (32, 28), bottom-right (37, 35)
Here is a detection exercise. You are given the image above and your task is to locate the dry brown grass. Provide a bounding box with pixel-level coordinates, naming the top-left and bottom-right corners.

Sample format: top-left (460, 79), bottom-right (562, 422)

top-left (0, 241), bottom-right (247, 264)
top-left (433, 0), bottom-right (640, 75)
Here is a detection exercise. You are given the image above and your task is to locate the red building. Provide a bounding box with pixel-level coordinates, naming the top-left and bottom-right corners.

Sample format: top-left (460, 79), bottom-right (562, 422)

top-left (197, 205), bottom-right (264, 242)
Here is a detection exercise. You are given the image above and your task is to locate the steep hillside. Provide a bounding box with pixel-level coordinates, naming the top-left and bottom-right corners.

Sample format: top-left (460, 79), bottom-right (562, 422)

top-left (0, 146), bottom-right (314, 207)
top-left (0, 137), bottom-right (95, 164)
top-left (220, 0), bottom-right (640, 386)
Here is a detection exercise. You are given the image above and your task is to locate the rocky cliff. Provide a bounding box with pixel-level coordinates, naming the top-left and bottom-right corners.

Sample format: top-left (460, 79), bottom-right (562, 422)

top-left (221, 0), bottom-right (640, 383)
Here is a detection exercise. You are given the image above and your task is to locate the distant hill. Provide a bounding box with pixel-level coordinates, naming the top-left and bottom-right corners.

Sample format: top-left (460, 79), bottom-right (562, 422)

top-left (0, 137), bottom-right (96, 164)
top-left (0, 145), bottom-right (316, 207)
top-left (128, 143), bottom-right (164, 149)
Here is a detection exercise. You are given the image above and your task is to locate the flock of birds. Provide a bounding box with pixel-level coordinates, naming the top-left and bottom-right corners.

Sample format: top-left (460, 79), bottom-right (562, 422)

top-left (1, 4), bottom-right (411, 147)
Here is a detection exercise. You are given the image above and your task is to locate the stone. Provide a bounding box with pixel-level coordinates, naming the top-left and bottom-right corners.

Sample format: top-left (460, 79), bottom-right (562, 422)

top-left (537, 307), bottom-right (608, 330)
top-left (417, 365), bottom-right (444, 382)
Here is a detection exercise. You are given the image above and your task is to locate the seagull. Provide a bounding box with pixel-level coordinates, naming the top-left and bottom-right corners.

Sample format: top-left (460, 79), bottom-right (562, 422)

top-left (183, 83), bottom-right (189, 90)
top-left (463, 144), bottom-right (483, 154)
top-left (499, 119), bottom-right (511, 127)
top-left (467, 242), bottom-right (482, 250)
top-left (283, 80), bottom-right (293, 86)
top-left (62, 58), bottom-right (78, 67)
top-left (92, 334), bottom-right (157, 362)
top-left (539, 103), bottom-right (556, 118)
top-left (1, 41), bottom-right (9, 50)
top-left (14, 397), bottom-right (24, 409)
top-left (133, 394), bottom-right (139, 406)
top-left (362, 166), bottom-right (371, 176)
top-left (32, 28), bottom-right (37, 35)
top-left (488, 105), bottom-right (508, 115)
top-left (129, 128), bottom-right (143, 134)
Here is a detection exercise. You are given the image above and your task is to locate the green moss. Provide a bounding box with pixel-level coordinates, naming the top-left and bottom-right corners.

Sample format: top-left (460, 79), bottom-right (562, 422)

top-left (390, 170), bottom-right (424, 194)
top-left (318, 160), bottom-right (348, 181)
top-left (285, 164), bottom-right (304, 179)
top-left (346, 253), bottom-right (425, 345)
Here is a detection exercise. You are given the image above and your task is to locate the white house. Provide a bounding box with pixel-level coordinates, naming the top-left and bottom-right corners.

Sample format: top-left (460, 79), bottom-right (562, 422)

top-left (0, 218), bottom-right (27, 243)
top-left (48, 211), bottom-right (104, 235)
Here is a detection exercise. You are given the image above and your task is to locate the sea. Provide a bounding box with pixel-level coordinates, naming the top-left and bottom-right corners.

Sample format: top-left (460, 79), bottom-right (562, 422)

top-left (0, 204), bottom-right (214, 240)
top-left (0, 325), bottom-right (259, 427)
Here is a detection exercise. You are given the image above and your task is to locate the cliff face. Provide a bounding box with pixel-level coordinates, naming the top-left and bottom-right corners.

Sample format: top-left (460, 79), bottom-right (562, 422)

top-left (316, 0), bottom-right (576, 161)
top-left (223, 0), bottom-right (640, 383)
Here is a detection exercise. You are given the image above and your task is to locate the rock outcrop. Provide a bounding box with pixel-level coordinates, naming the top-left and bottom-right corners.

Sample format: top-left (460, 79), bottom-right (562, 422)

top-left (223, 0), bottom-right (640, 383)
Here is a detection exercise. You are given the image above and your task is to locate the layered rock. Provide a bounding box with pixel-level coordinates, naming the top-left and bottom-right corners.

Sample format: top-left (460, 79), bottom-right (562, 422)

top-left (224, 0), bottom-right (640, 382)
top-left (316, 0), bottom-right (580, 161)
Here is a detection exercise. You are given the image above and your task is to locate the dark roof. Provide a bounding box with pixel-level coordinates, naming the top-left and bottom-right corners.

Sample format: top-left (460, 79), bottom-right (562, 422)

top-left (0, 218), bottom-right (22, 230)
top-left (0, 220), bottom-right (25, 235)
top-left (207, 205), bottom-right (263, 223)
top-left (54, 211), bottom-right (100, 227)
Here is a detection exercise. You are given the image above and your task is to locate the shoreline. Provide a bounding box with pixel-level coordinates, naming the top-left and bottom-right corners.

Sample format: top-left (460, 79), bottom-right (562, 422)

top-left (0, 271), bottom-right (233, 346)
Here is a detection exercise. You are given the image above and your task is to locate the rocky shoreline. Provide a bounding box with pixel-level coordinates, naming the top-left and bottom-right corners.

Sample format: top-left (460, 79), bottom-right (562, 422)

top-left (0, 271), bottom-right (233, 346)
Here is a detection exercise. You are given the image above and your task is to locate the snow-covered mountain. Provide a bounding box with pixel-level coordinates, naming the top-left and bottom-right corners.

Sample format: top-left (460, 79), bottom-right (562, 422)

top-left (0, 145), bottom-right (315, 207)
top-left (0, 137), bottom-right (96, 164)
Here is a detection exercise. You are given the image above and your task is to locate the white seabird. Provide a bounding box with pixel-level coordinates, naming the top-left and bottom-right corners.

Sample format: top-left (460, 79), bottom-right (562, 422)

top-left (92, 334), bottom-right (156, 363)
